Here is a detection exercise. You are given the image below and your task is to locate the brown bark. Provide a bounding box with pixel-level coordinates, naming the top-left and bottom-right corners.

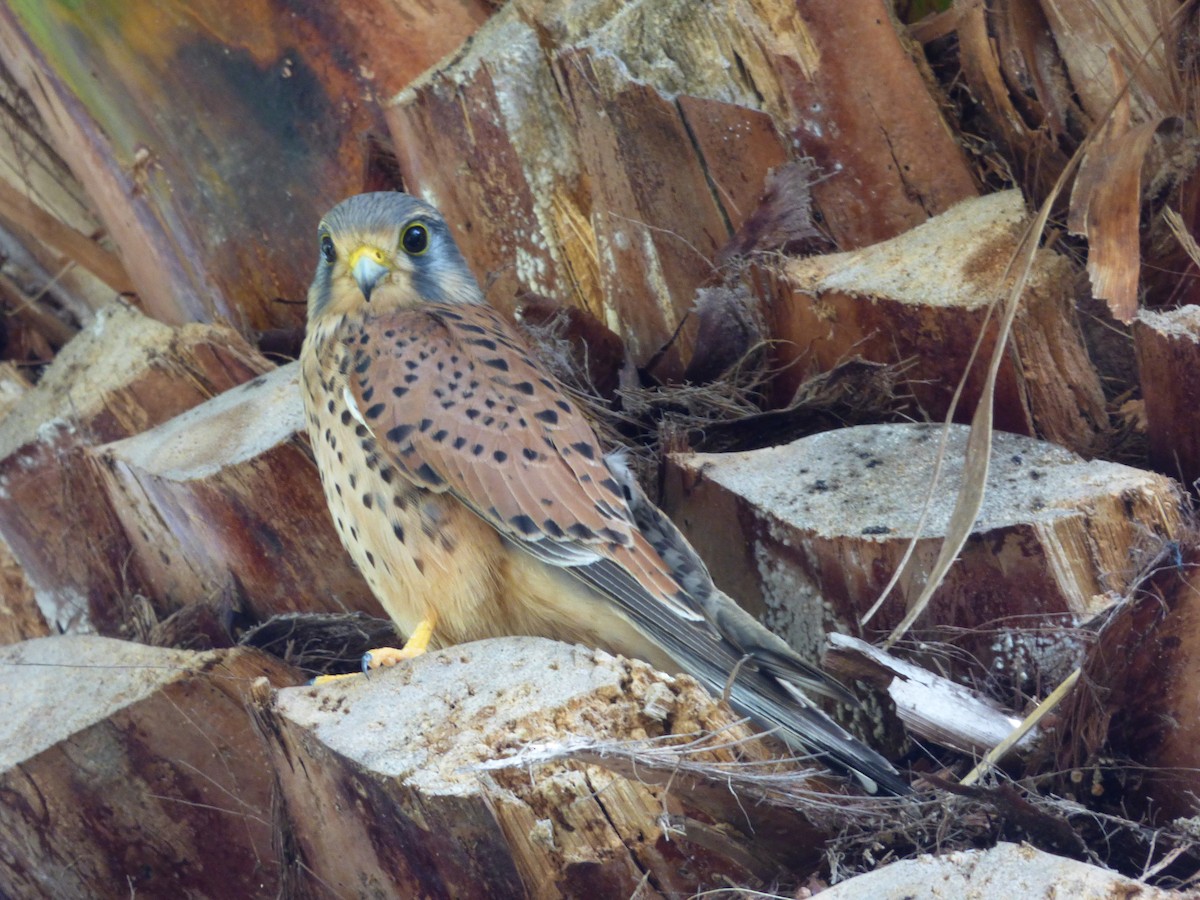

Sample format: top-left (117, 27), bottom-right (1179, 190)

top-left (761, 191), bottom-right (1108, 454)
top-left (663, 422), bottom-right (1182, 693)
top-left (1134, 306), bottom-right (1200, 487)
top-left (261, 637), bottom-right (827, 899)
top-left (0, 1), bottom-right (491, 331)
top-left (91, 362), bottom-right (383, 627)
top-left (0, 635), bottom-right (299, 899)
top-left (0, 303), bottom-right (271, 635)
top-left (386, 0), bottom-right (976, 375)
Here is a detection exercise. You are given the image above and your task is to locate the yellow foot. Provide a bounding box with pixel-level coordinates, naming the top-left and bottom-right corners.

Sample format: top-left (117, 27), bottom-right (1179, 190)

top-left (309, 616), bottom-right (437, 685)
top-left (363, 644), bottom-right (426, 671)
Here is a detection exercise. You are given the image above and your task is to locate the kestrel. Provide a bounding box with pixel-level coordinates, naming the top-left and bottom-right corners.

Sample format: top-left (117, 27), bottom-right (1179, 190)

top-left (299, 192), bottom-right (908, 795)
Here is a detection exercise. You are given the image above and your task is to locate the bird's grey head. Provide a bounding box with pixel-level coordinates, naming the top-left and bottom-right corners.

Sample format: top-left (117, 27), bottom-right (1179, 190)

top-left (307, 192), bottom-right (484, 320)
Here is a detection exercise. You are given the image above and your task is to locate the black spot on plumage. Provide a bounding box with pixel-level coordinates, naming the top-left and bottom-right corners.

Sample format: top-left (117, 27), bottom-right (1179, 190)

top-left (348, 473), bottom-right (357, 489)
top-left (432, 429), bottom-right (448, 442)
top-left (418, 418), bottom-right (433, 432)
top-left (380, 467), bottom-right (394, 483)
top-left (404, 374), bottom-right (419, 384)
top-left (415, 463), bottom-right (444, 486)
top-left (483, 416), bottom-right (495, 426)
top-left (458, 322), bottom-right (487, 334)
top-left (405, 360), bottom-right (419, 371)
top-left (513, 381), bottom-right (535, 395)
top-left (363, 494), bottom-right (373, 509)
top-left (466, 408), bottom-right (481, 420)
top-left (392, 386), bottom-right (409, 398)
top-left (510, 514), bottom-right (539, 536)
top-left (522, 447), bottom-right (539, 461)
top-left (385, 329), bottom-right (395, 338)
top-left (539, 377), bottom-right (556, 389)
top-left (600, 478), bottom-right (623, 497)
top-left (362, 386), bottom-right (375, 402)
top-left (334, 483), bottom-right (342, 497)
top-left (393, 494), bottom-right (407, 509)
top-left (572, 442), bottom-right (595, 460)
top-left (493, 450), bottom-right (508, 463)
top-left (453, 436), bottom-right (467, 450)
top-left (338, 356), bottom-right (350, 376)
top-left (534, 409), bottom-right (558, 425)
top-left (365, 551), bottom-right (375, 567)
top-left (436, 361), bottom-right (445, 371)
top-left (542, 519), bottom-right (564, 538)
top-left (567, 523), bottom-right (595, 540)
top-left (472, 444), bottom-right (485, 456)
top-left (327, 399), bottom-right (336, 414)
top-left (599, 527), bottom-right (626, 543)
top-left (485, 398), bottom-right (496, 409)
top-left (415, 557), bottom-right (426, 575)
top-left (366, 403), bottom-right (385, 419)
top-left (354, 357), bottom-right (371, 374)
top-left (483, 357), bottom-right (509, 371)
top-left (354, 424), bottom-right (368, 438)
top-left (340, 410), bottom-right (352, 426)
top-left (359, 332), bottom-right (370, 345)
top-left (556, 399), bottom-right (572, 413)
top-left (387, 423), bottom-right (414, 443)
top-left (393, 523), bottom-right (405, 542)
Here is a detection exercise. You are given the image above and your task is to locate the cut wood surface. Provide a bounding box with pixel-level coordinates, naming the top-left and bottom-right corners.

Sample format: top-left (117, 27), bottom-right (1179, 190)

top-left (0, 635), bottom-right (299, 899)
top-left (387, 0), bottom-right (976, 375)
top-left (763, 191), bottom-right (1108, 453)
top-left (1134, 305), bottom-right (1200, 488)
top-left (816, 841), bottom-right (1192, 900)
top-left (92, 362), bottom-right (383, 624)
top-left (664, 423), bottom-right (1182, 690)
top-left (263, 636), bottom-right (829, 899)
top-left (0, 302), bottom-right (271, 634)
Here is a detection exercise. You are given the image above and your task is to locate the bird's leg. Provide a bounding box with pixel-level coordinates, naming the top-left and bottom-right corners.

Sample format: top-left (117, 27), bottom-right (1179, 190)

top-left (309, 614), bottom-right (438, 685)
top-left (362, 614), bottom-right (437, 672)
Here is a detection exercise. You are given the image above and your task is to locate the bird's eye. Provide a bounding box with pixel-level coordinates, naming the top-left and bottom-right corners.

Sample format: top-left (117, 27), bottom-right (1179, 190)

top-left (320, 234), bottom-right (336, 264)
top-left (401, 223), bottom-right (429, 256)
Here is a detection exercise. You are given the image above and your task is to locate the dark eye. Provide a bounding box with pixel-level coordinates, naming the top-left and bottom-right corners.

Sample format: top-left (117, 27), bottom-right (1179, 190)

top-left (320, 234), bottom-right (336, 263)
top-left (401, 223), bottom-right (429, 256)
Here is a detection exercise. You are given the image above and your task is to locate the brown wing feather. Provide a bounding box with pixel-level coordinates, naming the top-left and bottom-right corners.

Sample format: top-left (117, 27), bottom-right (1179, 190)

top-left (341, 303), bottom-right (704, 622)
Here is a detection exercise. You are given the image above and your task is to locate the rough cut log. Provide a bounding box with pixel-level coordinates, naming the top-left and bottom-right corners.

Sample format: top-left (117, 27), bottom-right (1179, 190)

top-left (0, 634), bottom-right (299, 899)
top-left (261, 637), bottom-right (831, 899)
top-left (817, 841), bottom-right (1187, 900)
top-left (758, 190), bottom-right (1108, 454)
top-left (0, 63), bottom-right (120, 321)
top-left (0, 362), bottom-right (42, 644)
top-left (1059, 539), bottom-right (1200, 820)
top-left (91, 362), bottom-right (383, 629)
top-left (386, 0), bottom-right (976, 375)
top-left (1134, 306), bottom-right (1200, 488)
top-left (0, 1), bottom-right (491, 330)
top-left (662, 423), bottom-right (1182, 695)
top-left (0, 302), bottom-right (271, 635)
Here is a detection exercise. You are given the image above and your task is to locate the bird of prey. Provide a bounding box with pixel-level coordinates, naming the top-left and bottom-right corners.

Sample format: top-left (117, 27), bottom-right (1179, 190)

top-left (299, 192), bottom-right (909, 795)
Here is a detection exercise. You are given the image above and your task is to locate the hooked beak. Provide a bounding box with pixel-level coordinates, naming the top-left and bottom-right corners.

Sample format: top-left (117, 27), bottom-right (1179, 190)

top-left (348, 246), bottom-right (391, 302)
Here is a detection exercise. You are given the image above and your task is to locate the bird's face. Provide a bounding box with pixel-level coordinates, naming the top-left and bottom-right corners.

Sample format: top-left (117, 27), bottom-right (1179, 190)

top-left (307, 192), bottom-right (484, 320)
